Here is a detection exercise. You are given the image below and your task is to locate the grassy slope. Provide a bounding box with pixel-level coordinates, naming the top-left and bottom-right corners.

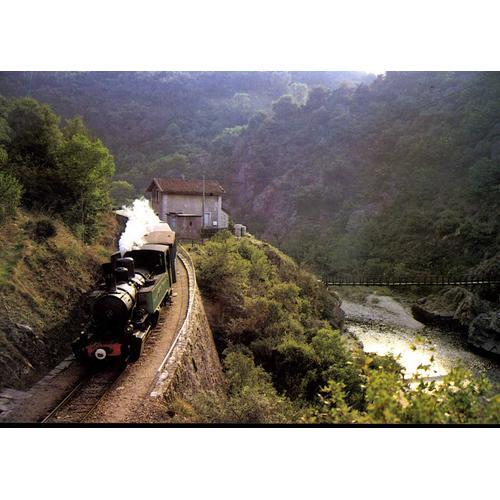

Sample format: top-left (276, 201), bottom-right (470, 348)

top-left (0, 211), bottom-right (118, 390)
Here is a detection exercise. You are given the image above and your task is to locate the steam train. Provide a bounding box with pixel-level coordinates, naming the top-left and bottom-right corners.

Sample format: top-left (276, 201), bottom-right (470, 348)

top-left (72, 223), bottom-right (177, 363)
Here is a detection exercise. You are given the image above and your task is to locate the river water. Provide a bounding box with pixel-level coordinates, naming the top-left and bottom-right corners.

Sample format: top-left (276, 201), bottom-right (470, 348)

top-left (340, 293), bottom-right (500, 388)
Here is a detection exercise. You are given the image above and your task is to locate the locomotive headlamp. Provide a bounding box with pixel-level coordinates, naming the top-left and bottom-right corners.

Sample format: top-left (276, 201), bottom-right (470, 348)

top-left (95, 348), bottom-right (107, 360)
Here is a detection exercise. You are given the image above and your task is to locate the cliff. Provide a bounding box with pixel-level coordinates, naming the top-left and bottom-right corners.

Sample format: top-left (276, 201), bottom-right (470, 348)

top-left (0, 211), bottom-right (118, 391)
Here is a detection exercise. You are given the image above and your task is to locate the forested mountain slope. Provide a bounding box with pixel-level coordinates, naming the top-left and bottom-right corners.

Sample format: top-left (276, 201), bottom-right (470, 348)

top-left (0, 71), bottom-right (372, 189)
top-left (214, 72), bottom-right (500, 277)
top-left (2, 71), bottom-right (498, 278)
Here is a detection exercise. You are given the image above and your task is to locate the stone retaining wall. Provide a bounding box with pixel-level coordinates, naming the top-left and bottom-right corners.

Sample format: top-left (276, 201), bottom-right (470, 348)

top-left (150, 246), bottom-right (224, 405)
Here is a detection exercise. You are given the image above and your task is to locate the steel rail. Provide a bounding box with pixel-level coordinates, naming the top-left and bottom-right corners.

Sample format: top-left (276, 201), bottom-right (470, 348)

top-left (41, 251), bottom-right (192, 416)
top-left (40, 378), bottom-right (89, 423)
top-left (40, 368), bottom-right (124, 424)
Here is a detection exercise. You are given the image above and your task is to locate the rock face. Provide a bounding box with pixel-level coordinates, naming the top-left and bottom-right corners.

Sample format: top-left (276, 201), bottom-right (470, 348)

top-left (468, 312), bottom-right (500, 355)
top-left (0, 320), bottom-right (52, 391)
top-left (412, 285), bottom-right (500, 356)
top-left (411, 287), bottom-right (489, 331)
top-left (322, 289), bottom-right (345, 331)
top-left (471, 254), bottom-right (500, 302)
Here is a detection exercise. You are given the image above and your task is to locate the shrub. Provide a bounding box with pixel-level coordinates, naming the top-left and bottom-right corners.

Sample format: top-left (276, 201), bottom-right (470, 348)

top-left (193, 233), bottom-right (499, 424)
top-left (194, 235), bottom-right (250, 316)
top-left (178, 352), bottom-right (299, 424)
top-left (306, 364), bottom-right (499, 424)
top-left (0, 171), bottom-right (22, 223)
top-left (33, 218), bottom-right (57, 242)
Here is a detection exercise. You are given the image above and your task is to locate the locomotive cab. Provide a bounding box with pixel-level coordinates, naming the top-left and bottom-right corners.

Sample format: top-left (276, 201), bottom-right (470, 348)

top-left (125, 245), bottom-right (168, 277)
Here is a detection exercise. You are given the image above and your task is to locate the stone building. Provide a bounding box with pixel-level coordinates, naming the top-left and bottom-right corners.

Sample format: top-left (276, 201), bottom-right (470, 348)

top-left (146, 178), bottom-right (229, 240)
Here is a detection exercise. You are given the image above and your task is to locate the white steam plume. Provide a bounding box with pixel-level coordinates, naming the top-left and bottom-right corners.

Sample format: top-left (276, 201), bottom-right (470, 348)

top-left (118, 198), bottom-right (160, 255)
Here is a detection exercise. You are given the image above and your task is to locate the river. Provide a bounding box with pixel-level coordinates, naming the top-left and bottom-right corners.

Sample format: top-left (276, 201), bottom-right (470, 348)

top-left (339, 292), bottom-right (500, 388)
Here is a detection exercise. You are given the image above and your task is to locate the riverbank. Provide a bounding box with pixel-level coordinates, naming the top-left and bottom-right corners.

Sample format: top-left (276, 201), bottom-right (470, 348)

top-left (336, 288), bottom-right (500, 388)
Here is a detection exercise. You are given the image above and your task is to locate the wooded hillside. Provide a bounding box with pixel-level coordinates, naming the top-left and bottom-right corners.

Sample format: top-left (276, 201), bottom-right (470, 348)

top-left (2, 71), bottom-right (498, 278)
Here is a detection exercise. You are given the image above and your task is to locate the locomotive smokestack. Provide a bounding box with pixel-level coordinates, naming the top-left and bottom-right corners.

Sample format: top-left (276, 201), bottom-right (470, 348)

top-left (115, 267), bottom-right (129, 283)
top-left (102, 262), bottom-right (117, 291)
top-left (110, 252), bottom-right (121, 270)
top-left (116, 257), bottom-right (135, 279)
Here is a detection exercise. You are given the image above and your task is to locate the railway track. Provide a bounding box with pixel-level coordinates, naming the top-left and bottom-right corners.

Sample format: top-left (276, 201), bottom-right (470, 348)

top-left (39, 254), bottom-right (190, 424)
top-left (40, 367), bottom-right (124, 423)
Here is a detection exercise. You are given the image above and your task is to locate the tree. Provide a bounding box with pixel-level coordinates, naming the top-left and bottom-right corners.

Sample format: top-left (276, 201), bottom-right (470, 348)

top-left (232, 93), bottom-right (251, 112)
top-left (195, 233), bottom-right (250, 317)
top-left (55, 132), bottom-right (115, 242)
top-left (110, 180), bottom-right (135, 207)
top-left (62, 116), bottom-right (90, 139)
top-left (469, 157), bottom-right (500, 196)
top-left (5, 98), bottom-right (63, 209)
top-left (7, 97), bottom-right (62, 162)
top-left (150, 152), bottom-right (191, 178)
top-left (272, 95), bottom-right (298, 119)
top-left (1, 97), bottom-right (115, 242)
top-left (306, 364), bottom-right (499, 424)
top-left (0, 171), bottom-right (22, 223)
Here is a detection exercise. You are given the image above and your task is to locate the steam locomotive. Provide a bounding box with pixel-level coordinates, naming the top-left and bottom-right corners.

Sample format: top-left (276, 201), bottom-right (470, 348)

top-left (72, 223), bottom-right (177, 363)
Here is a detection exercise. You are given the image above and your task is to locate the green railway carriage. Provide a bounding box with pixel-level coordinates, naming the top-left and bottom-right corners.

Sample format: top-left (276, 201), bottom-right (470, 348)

top-left (125, 244), bottom-right (175, 314)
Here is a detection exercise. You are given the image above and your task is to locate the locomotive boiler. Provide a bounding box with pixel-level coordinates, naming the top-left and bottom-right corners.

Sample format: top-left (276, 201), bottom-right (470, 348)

top-left (72, 223), bottom-right (176, 363)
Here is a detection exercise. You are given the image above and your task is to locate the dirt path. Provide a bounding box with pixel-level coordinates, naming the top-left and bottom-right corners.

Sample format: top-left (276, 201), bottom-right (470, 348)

top-left (85, 260), bottom-right (188, 423)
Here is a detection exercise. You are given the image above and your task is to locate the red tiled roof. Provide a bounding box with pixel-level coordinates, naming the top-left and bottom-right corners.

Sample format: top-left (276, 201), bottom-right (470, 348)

top-left (147, 178), bottom-right (225, 196)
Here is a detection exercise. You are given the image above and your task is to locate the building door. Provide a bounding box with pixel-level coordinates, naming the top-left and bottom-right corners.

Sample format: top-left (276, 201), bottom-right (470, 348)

top-left (204, 212), bottom-right (211, 227)
top-left (167, 214), bottom-right (177, 230)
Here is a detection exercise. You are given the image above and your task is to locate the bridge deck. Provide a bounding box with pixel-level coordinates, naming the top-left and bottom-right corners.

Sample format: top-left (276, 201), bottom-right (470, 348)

top-left (325, 280), bottom-right (500, 287)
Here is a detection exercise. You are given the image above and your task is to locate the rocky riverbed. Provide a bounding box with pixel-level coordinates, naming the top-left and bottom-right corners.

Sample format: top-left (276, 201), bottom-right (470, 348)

top-left (340, 291), bottom-right (500, 388)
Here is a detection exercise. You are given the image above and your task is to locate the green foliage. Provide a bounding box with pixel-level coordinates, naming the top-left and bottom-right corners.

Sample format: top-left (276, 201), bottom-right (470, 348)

top-left (194, 234), bottom-right (499, 424)
top-left (469, 157), bottom-right (500, 196)
top-left (0, 96), bottom-right (115, 242)
top-left (204, 72), bottom-right (500, 278)
top-left (0, 146), bottom-right (7, 166)
top-left (62, 116), bottom-right (90, 139)
top-left (6, 97), bottom-right (62, 161)
top-left (195, 233), bottom-right (251, 317)
top-left (180, 352), bottom-right (299, 424)
top-left (2, 73), bottom-right (499, 423)
top-left (0, 71), bottom-right (373, 194)
top-left (0, 170), bottom-right (22, 223)
top-left (55, 131), bottom-right (114, 241)
top-left (288, 82), bottom-right (308, 105)
top-left (310, 327), bottom-right (365, 407)
top-left (192, 234), bottom-right (356, 415)
top-left (109, 180), bottom-right (135, 207)
top-left (148, 153), bottom-right (191, 180)
top-left (306, 362), bottom-right (499, 424)
top-left (3, 72), bottom-right (498, 274)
